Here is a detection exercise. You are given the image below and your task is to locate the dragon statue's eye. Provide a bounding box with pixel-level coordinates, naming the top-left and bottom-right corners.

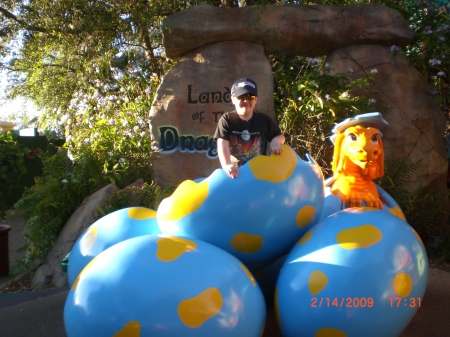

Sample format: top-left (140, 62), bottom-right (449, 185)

top-left (348, 133), bottom-right (357, 141)
top-left (372, 134), bottom-right (379, 143)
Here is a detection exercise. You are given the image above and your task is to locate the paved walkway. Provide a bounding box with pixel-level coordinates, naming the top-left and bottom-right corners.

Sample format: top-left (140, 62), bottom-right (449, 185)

top-left (1, 212), bottom-right (449, 336)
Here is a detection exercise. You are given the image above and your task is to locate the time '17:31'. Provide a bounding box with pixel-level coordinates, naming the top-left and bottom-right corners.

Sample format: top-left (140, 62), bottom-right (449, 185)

top-left (389, 297), bottom-right (422, 308)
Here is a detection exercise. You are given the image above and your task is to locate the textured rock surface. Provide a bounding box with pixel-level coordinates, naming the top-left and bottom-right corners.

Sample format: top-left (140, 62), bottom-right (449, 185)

top-left (149, 41), bottom-right (274, 186)
top-left (326, 44), bottom-right (447, 191)
top-left (163, 3), bottom-right (414, 61)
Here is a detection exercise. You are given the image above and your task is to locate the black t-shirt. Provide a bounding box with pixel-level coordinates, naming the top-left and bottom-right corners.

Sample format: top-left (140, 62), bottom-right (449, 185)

top-left (214, 111), bottom-right (282, 166)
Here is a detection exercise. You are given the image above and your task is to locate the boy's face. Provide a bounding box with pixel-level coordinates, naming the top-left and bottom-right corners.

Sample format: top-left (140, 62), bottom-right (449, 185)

top-left (232, 94), bottom-right (258, 119)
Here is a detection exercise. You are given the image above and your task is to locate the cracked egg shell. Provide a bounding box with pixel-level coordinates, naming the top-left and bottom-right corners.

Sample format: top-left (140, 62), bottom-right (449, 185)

top-left (157, 145), bottom-right (324, 270)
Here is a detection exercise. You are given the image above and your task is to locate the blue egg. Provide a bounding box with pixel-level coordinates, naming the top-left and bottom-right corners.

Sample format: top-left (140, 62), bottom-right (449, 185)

top-left (157, 145), bottom-right (324, 270)
top-left (276, 208), bottom-right (428, 337)
top-left (67, 207), bottom-right (160, 286)
top-left (64, 235), bottom-right (265, 337)
top-left (319, 180), bottom-right (406, 222)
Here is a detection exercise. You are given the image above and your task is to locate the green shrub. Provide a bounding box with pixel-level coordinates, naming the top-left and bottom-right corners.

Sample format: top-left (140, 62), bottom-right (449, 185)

top-left (378, 158), bottom-right (450, 259)
top-left (0, 132), bottom-right (27, 217)
top-left (96, 183), bottom-right (174, 220)
top-left (13, 148), bottom-right (111, 270)
top-left (273, 55), bottom-right (378, 176)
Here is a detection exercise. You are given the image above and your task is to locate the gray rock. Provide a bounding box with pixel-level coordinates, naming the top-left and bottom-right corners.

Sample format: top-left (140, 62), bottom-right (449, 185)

top-left (326, 45), bottom-right (447, 192)
top-left (149, 41), bottom-right (274, 186)
top-left (163, 3), bottom-right (414, 61)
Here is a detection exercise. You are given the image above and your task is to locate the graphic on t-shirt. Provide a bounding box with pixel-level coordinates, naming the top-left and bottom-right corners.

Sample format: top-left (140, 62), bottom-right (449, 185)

top-left (241, 130), bottom-right (251, 141)
top-left (229, 131), bottom-right (262, 164)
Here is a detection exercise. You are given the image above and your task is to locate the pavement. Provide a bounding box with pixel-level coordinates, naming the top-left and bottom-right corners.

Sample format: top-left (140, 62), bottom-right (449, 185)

top-left (0, 212), bottom-right (449, 336)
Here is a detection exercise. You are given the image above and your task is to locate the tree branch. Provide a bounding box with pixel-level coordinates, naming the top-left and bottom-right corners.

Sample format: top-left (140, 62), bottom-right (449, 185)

top-left (0, 6), bottom-right (49, 34)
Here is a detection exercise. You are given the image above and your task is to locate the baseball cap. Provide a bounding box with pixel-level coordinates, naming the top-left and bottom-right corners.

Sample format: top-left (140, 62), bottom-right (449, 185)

top-left (231, 77), bottom-right (258, 97)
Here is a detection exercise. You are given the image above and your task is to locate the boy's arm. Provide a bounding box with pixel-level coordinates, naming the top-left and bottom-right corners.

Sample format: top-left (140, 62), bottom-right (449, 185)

top-left (270, 134), bottom-right (285, 155)
top-left (217, 138), bottom-right (239, 178)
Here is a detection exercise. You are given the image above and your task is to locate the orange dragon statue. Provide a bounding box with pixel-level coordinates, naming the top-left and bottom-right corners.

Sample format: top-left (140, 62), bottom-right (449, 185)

top-left (329, 112), bottom-right (389, 209)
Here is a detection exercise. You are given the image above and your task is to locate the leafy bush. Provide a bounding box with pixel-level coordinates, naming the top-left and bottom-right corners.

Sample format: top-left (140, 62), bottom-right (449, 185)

top-left (13, 148), bottom-right (111, 270)
top-left (60, 59), bottom-right (158, 187)
top-left (378, 157), bottom-right (450, 256)
top-left (273, 55), bottom-right (378, 176)
top-left (0, 132), bottom-right (27, 217)
top-left (95, 183), bottom-right (175, 219)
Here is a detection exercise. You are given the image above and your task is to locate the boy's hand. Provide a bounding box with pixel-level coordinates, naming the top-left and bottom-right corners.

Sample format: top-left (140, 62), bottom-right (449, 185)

top-left (224, 164), bottom-right (238, 178)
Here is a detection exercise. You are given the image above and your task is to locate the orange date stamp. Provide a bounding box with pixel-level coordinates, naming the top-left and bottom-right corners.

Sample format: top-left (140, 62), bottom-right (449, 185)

top-left (389, 297), bottom-right (422, 308)
top-left (311, 297), bottom-right (374, 308)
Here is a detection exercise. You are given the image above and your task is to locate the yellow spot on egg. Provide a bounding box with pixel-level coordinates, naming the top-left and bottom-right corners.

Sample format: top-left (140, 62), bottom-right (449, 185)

top-left (308, 270), bottom-right (328, 295)
top-left (393, 272), bottom-right (413, 297)
top-left (297, 230), bottom-right (312, 245)
top-left (71, 259), bottom-right (96, 291)
top-left (128, 207), bottom-right (157, 220)
top-left (113, 321), bottom-right (141, 337)
top-left (80, 226), bottom-right (97, 254)
top-left (230, 232), bottom-right (264, 253)
top-left (389, 206), bottom-right (406, 221)
top-left (239, 263), bottom-right (256, 286)
top-left (156, 237), bottom-right (197, 262)
top-left (248, 144), bottom-right (297, 182)
top-left (71, 275), bottom-right (80, 291)
top-left (315, 327), bottom-right (347, 337)
top-left (336, 224), bottom-right (382, 250)
top-left (296, 205), bottom-right (316, 228)
top-left (158, 180), bottom-right (209, 222)
top-left (178, 287), bottom-right (223, 328)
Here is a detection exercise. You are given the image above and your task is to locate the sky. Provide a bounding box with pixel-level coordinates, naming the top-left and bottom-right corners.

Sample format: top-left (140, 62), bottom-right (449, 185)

top-left (0, 69), bottom-right (40, 125)
top-left (0, 97), bottom-right (39, 122)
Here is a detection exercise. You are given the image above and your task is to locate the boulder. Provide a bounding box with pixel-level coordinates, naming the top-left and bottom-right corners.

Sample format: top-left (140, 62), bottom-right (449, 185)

top-left (149, 40), bottom-right (274, 186)
top-left (326, 44), bottom-right (448, 192)
top-left (162, 3), bottom-right (414, 61)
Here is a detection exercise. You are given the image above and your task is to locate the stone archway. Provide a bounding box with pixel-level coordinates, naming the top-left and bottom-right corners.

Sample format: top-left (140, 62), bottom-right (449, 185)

top-left (149, 3), bottom-right (447, 191)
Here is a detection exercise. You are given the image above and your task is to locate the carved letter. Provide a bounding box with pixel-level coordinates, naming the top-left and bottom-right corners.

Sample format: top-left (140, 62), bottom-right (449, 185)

top-left (223, 87), bottom-right (231, 103)
top-left (187, 85), bottom-right (198, 104)
top-left (180, 135), bottom-right (195, 152)
top-left (212, 111), bottom-right (224, 122)
top-left (211, 91), bottom-right (222, 103)
top-left (194, 136), bottom-right (209, 152)
top-left (208, 138), bottom-right (218, 158)
top-left (198, 92), bottom-right (210, 104)
top-left (159, 126), bottom-right (179, 152)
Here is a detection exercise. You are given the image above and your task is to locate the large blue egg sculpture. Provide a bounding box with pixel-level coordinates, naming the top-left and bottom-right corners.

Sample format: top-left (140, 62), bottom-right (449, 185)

top-left (276, 208), bottom-right (428, 337)
top-left (157, 145), bottom-right (324, 270)
top-left (319, 179), bottom-right (406, 222)
top-left (64, 234), bottom-right (266, 337)
top-left (67, 207), bottom-right (160, 286)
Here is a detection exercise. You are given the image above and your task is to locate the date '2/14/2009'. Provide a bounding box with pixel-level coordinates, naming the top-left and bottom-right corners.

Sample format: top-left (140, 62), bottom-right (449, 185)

top-left (311, 297), bottom-right (422, 308)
